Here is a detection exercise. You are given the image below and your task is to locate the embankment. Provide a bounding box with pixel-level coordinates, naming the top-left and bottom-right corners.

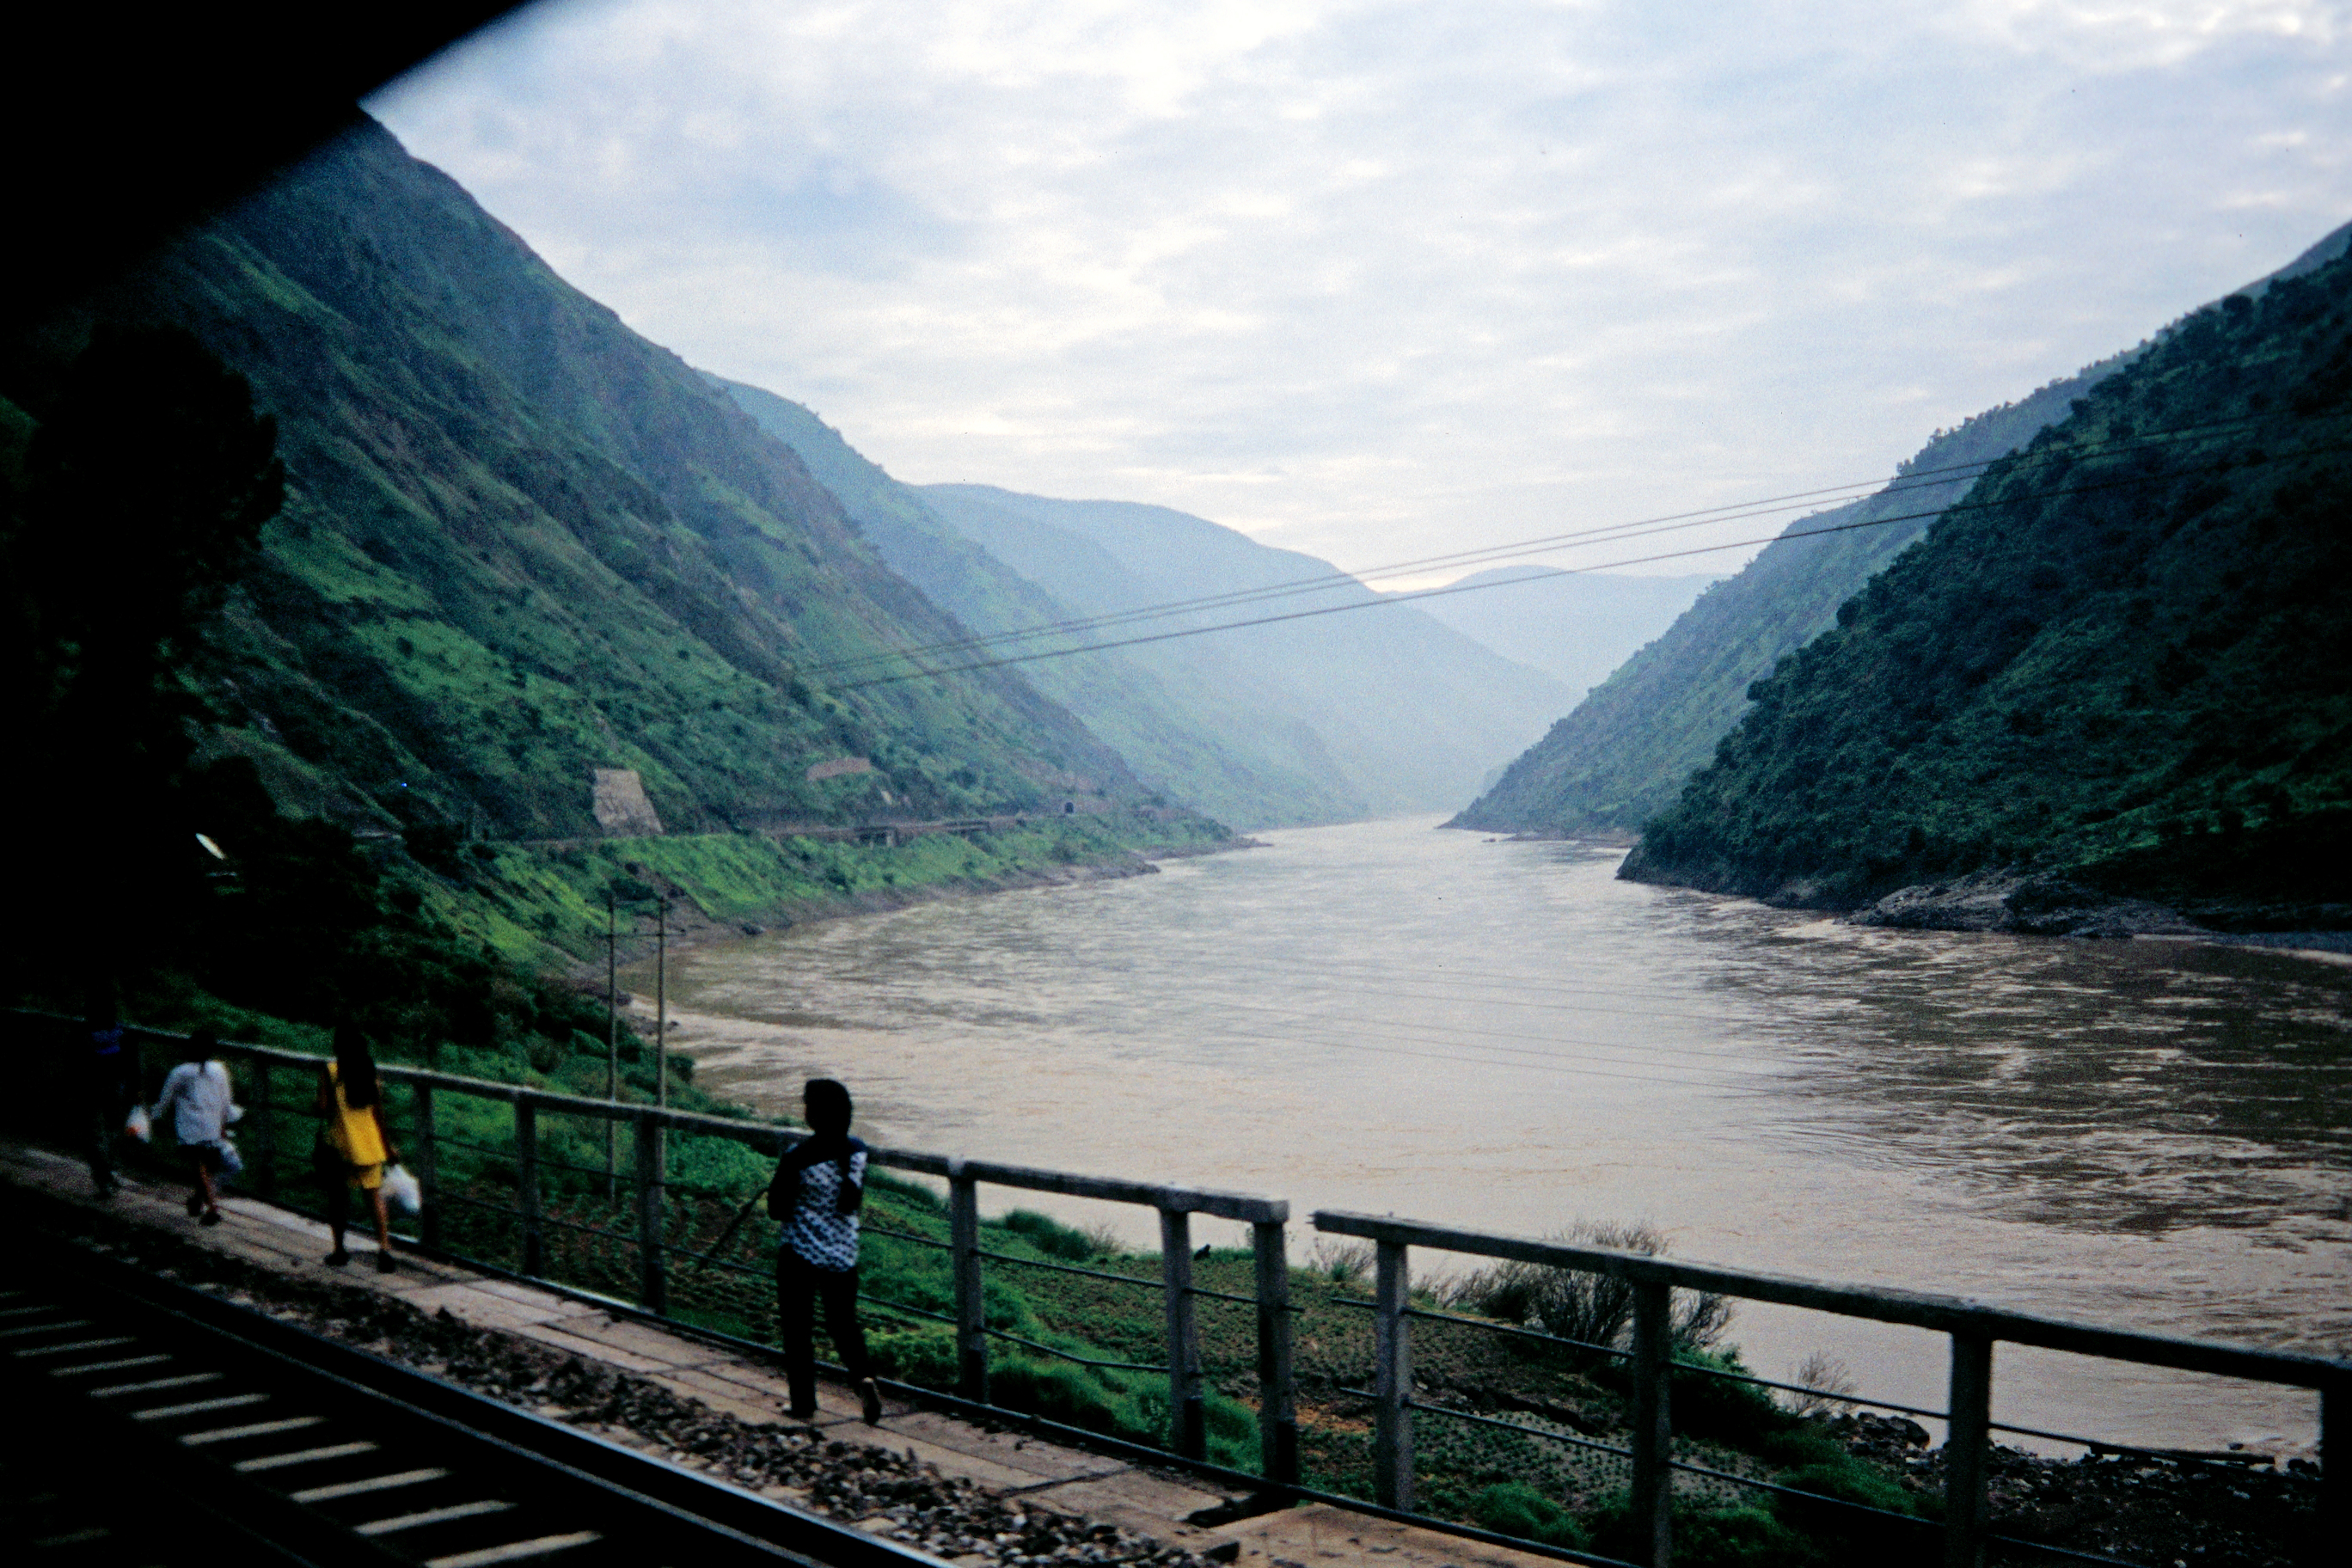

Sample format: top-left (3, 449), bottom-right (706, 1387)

top-left (415, 812), bottom-right (1252, 977)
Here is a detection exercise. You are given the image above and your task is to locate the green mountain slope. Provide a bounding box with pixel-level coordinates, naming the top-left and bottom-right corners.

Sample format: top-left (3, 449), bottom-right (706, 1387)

top-left (921, 486), bottom-right (1576, 817)
top-left (1620, 249), bottom-right (2352, 918)
top-left (708, 377), bottom-right (1358, 827)
top-left (42, 119), bottom-right (1183, 842)
top-left (1449, 370), bottom-right (2134, 836)
top-left (1454, 220), bottom-right (2352, 839)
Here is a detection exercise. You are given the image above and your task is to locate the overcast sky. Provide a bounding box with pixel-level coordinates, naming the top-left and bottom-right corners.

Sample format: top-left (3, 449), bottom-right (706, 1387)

top-left (371, 1), bottom-right (2350, 583)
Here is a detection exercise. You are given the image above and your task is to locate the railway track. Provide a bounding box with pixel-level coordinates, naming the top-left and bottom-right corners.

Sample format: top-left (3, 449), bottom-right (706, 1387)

top-left (0, 1236), bottom-right (945, 1568)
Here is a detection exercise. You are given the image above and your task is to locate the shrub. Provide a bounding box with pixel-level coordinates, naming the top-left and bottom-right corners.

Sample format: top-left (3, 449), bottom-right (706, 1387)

top-left (1589, 1495), bottom-right (1814, 1568)
top-left (1436, 1221), bottom-right (1731, 1357)
top-left (1001, 1209), bottom-right (1101, 1260)
top-left (1307, 1239), bottom-right (1373, 1286)
top-left (1467, 1483), bottom-right (1589, 1551)
top-left (1780, 1352), bottom-right (1859, 1418)
top-left (868, 1323), bottom-right (959, 1388)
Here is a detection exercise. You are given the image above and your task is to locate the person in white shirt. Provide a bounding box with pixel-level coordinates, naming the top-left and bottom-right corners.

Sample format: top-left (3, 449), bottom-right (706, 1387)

top-left (152, 1029), bottom-right (235, 1226)
top-left (768, 1078), bottom-right (881, 1424)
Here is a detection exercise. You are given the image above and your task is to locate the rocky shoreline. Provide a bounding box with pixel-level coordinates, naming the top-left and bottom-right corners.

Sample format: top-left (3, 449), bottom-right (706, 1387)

top-left (1828, 1412), bottom-right (2321, 1567)
top-left (1844, 868), bottom-right (2352, 952)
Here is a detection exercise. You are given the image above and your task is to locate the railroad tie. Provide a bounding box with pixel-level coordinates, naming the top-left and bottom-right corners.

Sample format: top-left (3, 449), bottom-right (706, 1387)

top-left (426, 1532), bottom-right (603, 1568)
top-left (290, 1467), bottom-right (451, 1504)
top-left (356, 1500), bottom-right (517, 1537)
top-left (234, 1442), bottom-right (381, 1473)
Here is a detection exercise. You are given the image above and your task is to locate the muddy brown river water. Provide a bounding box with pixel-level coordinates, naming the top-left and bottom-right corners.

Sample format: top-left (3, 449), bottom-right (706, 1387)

top-left (635, 817), bottom-right (2350, 1458)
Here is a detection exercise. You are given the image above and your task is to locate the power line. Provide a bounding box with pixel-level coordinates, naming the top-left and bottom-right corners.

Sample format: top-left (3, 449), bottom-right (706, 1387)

top-left (824, 425), bottom-right (2352, 692)
top-left (804, 407), bottom-right (2310, 681)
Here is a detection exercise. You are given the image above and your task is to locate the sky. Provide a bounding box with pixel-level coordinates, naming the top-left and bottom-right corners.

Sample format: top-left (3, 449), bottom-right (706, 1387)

top-left (371, 1), bottom-right (2352, 584)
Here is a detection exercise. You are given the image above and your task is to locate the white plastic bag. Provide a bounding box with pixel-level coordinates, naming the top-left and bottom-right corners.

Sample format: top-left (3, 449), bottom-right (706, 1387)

top-left (381, 1164), bottom-right (422, 1218)
top-left (214, 1136), bottom-right (245, 1177)
top-left (124, 1104), bottom-right (151, 1142)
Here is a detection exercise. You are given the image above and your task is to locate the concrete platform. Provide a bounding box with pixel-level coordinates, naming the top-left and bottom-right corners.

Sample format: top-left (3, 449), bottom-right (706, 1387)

top-left (4, 1137), bottom-right (1556, 1568)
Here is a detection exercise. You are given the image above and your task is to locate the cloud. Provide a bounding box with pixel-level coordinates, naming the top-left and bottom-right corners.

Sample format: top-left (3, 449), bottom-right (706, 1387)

top-left (371, 0), bottom-right (2352, 578)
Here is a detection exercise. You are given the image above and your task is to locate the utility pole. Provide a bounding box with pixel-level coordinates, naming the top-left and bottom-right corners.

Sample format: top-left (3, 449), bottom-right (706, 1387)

top-left (605, 891), bottom-right (619, 1204)
top-left (654, 896), bottom-right (669, 1108)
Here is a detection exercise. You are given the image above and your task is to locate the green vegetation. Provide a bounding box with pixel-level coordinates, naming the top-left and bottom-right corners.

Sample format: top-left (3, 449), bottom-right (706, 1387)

top-left (0, 116), bottom-right (1233, 1053)
top-left (1624, 251), bottom-right (2352, 916)
top-left (1452, 358), bottom-right (2135, 838)
top-left (32, 118), bottom-right (1210, 845)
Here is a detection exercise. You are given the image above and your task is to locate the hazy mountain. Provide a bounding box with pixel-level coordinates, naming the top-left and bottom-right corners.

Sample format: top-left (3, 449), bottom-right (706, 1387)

top-left (709, 377), bottom-right (1361, 827)
top-left (921, 486), bottom-right (1577, 818)
top-left (1622, 245), bottom-right (2352, 920)
top-left (44, 118), bottom-right (1190, 839)
top-left (1395, 567), bottom-right (1721, 698)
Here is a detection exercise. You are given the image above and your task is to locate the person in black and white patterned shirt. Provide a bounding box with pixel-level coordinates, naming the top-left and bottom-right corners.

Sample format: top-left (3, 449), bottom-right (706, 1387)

top-left (769, 1078), bottom-right (882, 1423)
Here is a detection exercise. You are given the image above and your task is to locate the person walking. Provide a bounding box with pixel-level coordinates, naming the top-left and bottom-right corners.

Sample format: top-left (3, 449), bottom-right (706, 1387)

top-left (152, 1029), bottom-right (234, 1225)
top-left (769, 1078), bottom-right (882, 1424)
top-left (315, 1023), bottom-right (400, 1272)
top-left (83, 982), bottom-right (139, 1199)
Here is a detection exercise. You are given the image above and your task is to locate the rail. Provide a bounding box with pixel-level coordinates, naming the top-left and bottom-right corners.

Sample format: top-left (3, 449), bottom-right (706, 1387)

top-left (6, 1231), bottom-right (946, 1568)
top-left (1314, 1210), bottom-right (2349, 1568)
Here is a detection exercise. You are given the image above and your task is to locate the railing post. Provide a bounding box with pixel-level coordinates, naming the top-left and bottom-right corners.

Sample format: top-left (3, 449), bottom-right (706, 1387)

top-left (1253, 1218), bottom-right (1298, 1485)
top-left (414, 1081), bottom-right (439, 1252)
top-left (1943, 1332), bottom-right (1993, 1568)
top-left (1372, 1238), bottom-right (1414, 1511)
top-left (516, 1098), bottom-right (543, 1277)
top-left (247, 1055), bottom-right (276, 1203)
top-left (1160, 1207), bottom-right (1205, 1460)
top-left (948, 1161), bottom-right (987, 1401)
top-left (2324, 1379), bottom-right (2346, 1557)
top-left (1629, 1279), bottom-right (1674, 1568)
top-left (635, 1109), bottom-right (666, 1314)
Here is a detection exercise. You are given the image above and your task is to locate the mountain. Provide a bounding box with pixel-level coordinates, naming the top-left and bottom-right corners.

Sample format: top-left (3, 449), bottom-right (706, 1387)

top-left (1453, 220), bottom-right (2352, 840)
top-left (1620, 245), bottom-right (2352, 922)
top-left (708, 378), bottom-right (1360, 828)
top-left (24, 119), bottom-right (1191, 842)
top-left (1394, 567), bottom-right (1721, 698)
top-left (919, 486), bottom-right (1577, 818)
top-left (1448, 367), bottom-right (2139, 836)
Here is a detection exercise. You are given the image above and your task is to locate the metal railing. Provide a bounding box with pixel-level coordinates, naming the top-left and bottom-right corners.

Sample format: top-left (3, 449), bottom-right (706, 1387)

top-left (1314, 1210), bottom-right (2347, 1568)
top-left (51, 1018), bottom-right (1297, 1485)
top-left (20, 1009), bottom-right (2342, 1566)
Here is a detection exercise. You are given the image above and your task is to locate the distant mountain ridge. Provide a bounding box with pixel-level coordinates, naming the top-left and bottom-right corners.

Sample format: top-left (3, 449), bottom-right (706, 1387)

top-left (919, 484), bottom-right (1577, 818)
top-left (1453, 218), bottom-right (2352, 839)
top-left (709, 377), bottom-right (1360, 827)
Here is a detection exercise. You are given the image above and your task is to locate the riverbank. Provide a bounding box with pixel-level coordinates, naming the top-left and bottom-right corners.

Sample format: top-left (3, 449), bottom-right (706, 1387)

top-left (401, 812), bottom-right (1257, 977)
top-left (1843, 867), bottom-right (2352, 952)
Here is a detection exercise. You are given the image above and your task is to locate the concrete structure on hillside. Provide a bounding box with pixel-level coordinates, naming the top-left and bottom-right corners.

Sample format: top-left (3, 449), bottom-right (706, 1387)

top-left (592, 768), bottom-right (666, 836)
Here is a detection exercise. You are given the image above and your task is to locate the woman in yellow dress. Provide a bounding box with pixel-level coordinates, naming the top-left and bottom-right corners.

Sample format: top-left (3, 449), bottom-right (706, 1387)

top-left (315, 1023), bottom-right (401, 1271)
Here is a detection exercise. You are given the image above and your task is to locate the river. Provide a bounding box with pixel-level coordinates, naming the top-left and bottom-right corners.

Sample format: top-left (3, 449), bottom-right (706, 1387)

top-left (636, 816), bottom-right (2350, 1458)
